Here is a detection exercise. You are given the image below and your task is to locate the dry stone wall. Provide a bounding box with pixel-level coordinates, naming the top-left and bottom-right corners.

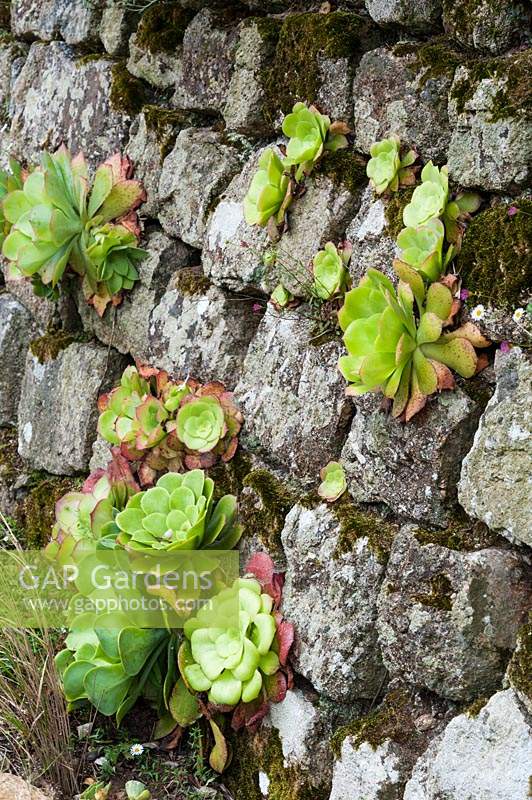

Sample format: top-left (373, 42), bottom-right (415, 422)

top-left (0, 1), bottom-right (530, 799)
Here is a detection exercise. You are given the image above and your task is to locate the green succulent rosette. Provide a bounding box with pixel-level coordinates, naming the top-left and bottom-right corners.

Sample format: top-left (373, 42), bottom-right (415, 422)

top-left (0, 158), bottom-right (23, 249)
top-left (181, 577), bottom-right (280, 706)
top-left (366, 137), bottom-right (417, 195)
top-left (318, 461), bottom-right (347, 503)
top-left (395, 218), bottom-right (450, 283)
top-left (312, 241), bottom-right (350, 300)
top-left (114, 469), bottom-right (242, 553)
top-left (403, 161), bottom-right (449, 228)
top-left (338, 268), bottom-right (490, 420)
top-left (176, 395), bottom-right (226, 453)
top-left (86, 223), bottom-right (146, 298)
top-left (243, 148), bottom-right (291, 228)
top-left (282, 102), bottom-right (348, 179)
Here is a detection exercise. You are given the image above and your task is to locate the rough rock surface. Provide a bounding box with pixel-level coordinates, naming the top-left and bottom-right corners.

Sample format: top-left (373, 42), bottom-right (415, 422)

top-left (158, 128), bottom-right (241, 249)
top-left (459, 349), bottom-right (532, 547)
top-left (125, 112), bottom-right (168, 219)
top-left (9, 43), bottom-right (131, 168)
top-left (99, 2), bottom-right (137, 56)
top-left (223, 18), bottom-right (279, 136)
top-left (146, 280), bottom-right (261, 389)
top-left (127, 29), bottom-right (181, 89)
top-left (203, 146), bottom-right (364, 296)
top-left (377, 527), bottom-right (531, 701)
top-left (17, 342), bottom-right (127, 475)
top-left (341, 390), bottom-right (482, 527)
top-left (281, 503), bottom-right (386, 700)
top-left (0, 293), bottom-right (34, 426)
top-left (404, 690), bottom-right (532, 800)
top-left (75, 231), bottom-right (193, 363)
top-left (0, 774), bottom-right (49, 800)
top-left (330, 737), bottom-right (411, 800)
top-left (11, 0), bottom-right (103, 45)
top-left (442, 0), bottom-right (529, 55)
top-left (267, 688), bottom-right (333, 778)
top-left (448, 56), bottom-right (532, 191)
top-left (345, 185), bottom-right (398, 284)
top-left (0, 270), bottom-right (79, 333)
top-left (0, 35), bottom-right (27, 110)
top-left (353, 46), bottom-right (454, 163)
top-left (172, 8), bottom-right (240, 114)
top-left (365, 0), bottom-right (443, 31)
top-left (235, 308), bottom-right (353, 484)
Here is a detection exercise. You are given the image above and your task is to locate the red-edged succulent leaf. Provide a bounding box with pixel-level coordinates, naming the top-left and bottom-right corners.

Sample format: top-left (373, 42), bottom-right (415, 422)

top-left (431, 360), bottom-right (455, 391)
top-left (273, 613), bottom-right (294, 666)
top-left (440, 322), bottom-right (491, 348)
top-left (263, 670), bottom-right (288, 704)
top-left (231, 697), bottom-right (269, 732)
top-left (137, 462), bottom-right (157, 487)
top-left (245, 552), bottom-right (275, 587)
top-left (101, 153), bottom-right (134, 183)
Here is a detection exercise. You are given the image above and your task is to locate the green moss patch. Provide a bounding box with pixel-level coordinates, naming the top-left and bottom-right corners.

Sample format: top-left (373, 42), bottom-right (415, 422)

top-left (316, 148), bottom-right (368, 196)
top-left (450, 49), bottom-right (531, 121)
top-left (135, 2), bottom-right (194, 54)
top-left (393, 37), bottom-right (469, 86)
top-left (332, 493), bottom-right (398, 563)
top-left (456, 199), bottom-right (532, 309)
top-left (30, 328), bottom-right (89, 364)
top-left (0, 427), bottom-right (23, 485)
top-left (508, 616), bottom-right (532, 705)
top-left (384, 186), bottom-right (415, 238)
top-left (240, 469), bottom-right (298, 558)
top-left (414, 510), bottom-right (500, 551)
top-left (174, 267), bottom-right (211, 297)
top-left (110, 61), bottom-right (148, 117)
top-left (411, 572), bottom-right (453, 611)
top-left (464, 695), bottom-right (489, 717)
top-left (262, 12), bottom-right (380, 124)
top-left (331, 688), bottom-right (423, 758)
top-left (16, 474), bottom-right (83, 549)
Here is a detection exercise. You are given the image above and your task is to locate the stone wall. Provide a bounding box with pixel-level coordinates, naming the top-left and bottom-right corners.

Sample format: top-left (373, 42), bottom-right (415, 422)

top-left (0, 1), bottom-right (530, 799)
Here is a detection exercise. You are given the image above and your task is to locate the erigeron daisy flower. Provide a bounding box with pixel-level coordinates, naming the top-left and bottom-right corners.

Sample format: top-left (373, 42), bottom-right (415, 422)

top-left (513, 307), bottom-right (525, 323)
top-left (471, 304), bottom-right (485, 321)
top-left (130, 743), bottom-right (144, 757)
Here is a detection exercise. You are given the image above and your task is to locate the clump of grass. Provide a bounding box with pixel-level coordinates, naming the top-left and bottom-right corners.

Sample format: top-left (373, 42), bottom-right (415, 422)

top-left (0, 514), bottom-right (78, 797)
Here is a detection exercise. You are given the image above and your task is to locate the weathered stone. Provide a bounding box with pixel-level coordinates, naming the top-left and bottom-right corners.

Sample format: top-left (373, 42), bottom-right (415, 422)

top-left (404, 690), bottom-right (532, 800)
top-left (0, 294), bottom-right (34, 426)
top-left (127, 16), bottom-right (183, 90)
top-left (345, 185), bottom-right (398, 284)
top-left (507, 619), bottom-right (532, 715)
top-left (341, 389), bottom-right (482, 527)
top-left (448, 53), bottom-right (532, 191)
top-left (267, 688), bottom-right (333, 781)
top-left (172, 8), bottom-right (240, 114)
top-left (147, 279), bottom-right (261, 389)
top-left (75, 231), bottom-right (193, 362)
top-left (203, 146), bottom-right (364, 296)
top-left (377, 527), bottom-right (531, 701)
top-left (125, 112), bottom-right (167, 219)
top-left (0, 268), bottom-right (79, 333)
top-left (223, 18), bottom-right (280, 136)
top-left (235, 308), bottom-right (353, 484)
top-left (330, 737), bottom-right (412, 800)
top-left (459, 349), bottom-right (532, 547)
top-left (100, 2), bottom-right (138, 56)
top-left (89, 433), bottom-right (113, 474)
top-left (10, 0), bottom-right (103, 45)
top-left (9, 43), bottom-right (132, 169)
top-left (365, 0), bottom-right (443, 30)
top-left (0, 773), bottom-right (49, 800)
top-left (353, 45), bottom-right (455, 163)
top-left (17, 342), bottom-right (127, 475)
top-left (281, 503), bottom-right (386, 700)
top-left (442, 0), bottom-right (529, 55)
top-left (0, 35), bottom-right (28, 110)
top-left (158, 128), bottom-right (241, 249)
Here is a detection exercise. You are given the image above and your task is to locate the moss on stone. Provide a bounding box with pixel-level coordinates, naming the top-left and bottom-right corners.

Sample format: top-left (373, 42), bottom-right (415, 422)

top-left (30, 328), bottom-right (83, 364)
top-left (16, 474), bottom-right (83, 549)
top-left (174, 267), bottom-right (211, 297)
top-left (464, 695), bottom-right (489, 717)
top-left (384, 186), bottom-right (415, 238)
top-left (134, 2), bottom-right (193, 54)
top-left (208, 448), bottom-right (254, 505)
top-left (331, 688), bottom-right (422, 758)
top-left (508, 616), bottom-right (532, 705)
top-left (262, 12), bottom-right (380, 124)
top-left (316, 148), bottom-right (368, 196)
top-left (332, 493), bottom-right (398, 563)
top-left (0, 427), bottom-right (23, 485)
top-left (240, 469), bottom-right (298, 558)
top-left (110, 61), bottom-right (148, 117)
top-left (393, 36), bottom-right (468, 86)
top-left (450, 49), bottom-right (532, 121)
top-left (411, 572), bottom-right (453, 611)
top-left (141, 104), bottom-right (206, 160)
top-left (75, 53), bottom-right (106, 67)
top-left (413, 510), bottom-right (500, 551)
top-left (456, 199), bottom-right (532, 309)
top-left (225, 728), bottom-right (329, 800)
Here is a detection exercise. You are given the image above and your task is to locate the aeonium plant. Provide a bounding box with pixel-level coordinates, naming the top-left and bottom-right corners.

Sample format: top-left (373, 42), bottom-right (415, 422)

top-left (312, 241), bottom-right (351, 300)
top-left (366, 136), bottom-right (417, 195)
top-left (168, 553), bottom-right (294, 773)
top-left (402, 161), bottom-right (480, 247)
top-left (243, 148), bottom-right (292, 229)
top-left (1, 146), bottom-right (146, 314)
top-left (318, 461), bottom-right (347, 503)
top-left (282, 102), bottom-right (349, 180)
top-left (395, 218), bottom-right (453, 284)
top-left (338, 268), bottom-right (490, 420)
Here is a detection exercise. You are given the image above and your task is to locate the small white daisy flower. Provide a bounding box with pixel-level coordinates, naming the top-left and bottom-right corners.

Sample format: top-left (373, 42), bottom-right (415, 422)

top-left (130, 743), bottom-right (144, 757)
top-left (512, 307), bottom-right (525, 323)
top-left (471, 304), bottom-right (485, 321)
